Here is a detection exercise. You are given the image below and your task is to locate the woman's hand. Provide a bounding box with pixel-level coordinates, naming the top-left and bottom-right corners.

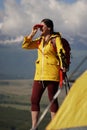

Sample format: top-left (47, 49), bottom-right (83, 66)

top-left (27, 24), bottom-right (43, 39)
top-left (32, 25), bottom-right (39, 34)
top-left (28, 26), bottom-right (38, 39)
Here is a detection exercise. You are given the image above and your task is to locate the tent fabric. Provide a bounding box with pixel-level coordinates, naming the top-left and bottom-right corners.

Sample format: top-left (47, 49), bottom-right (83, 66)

top-left (46, 71), bottom-right (87, 130)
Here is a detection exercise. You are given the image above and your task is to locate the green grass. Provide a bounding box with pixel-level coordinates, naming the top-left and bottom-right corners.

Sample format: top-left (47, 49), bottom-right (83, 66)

top-left (0, 106), bottom-right (51, 130)
top-left (0, 106), bottom-right (31, 130)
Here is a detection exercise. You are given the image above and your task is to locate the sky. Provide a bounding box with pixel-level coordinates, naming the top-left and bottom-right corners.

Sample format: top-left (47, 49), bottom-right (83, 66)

top-left (0, 0), bottom-right (87, 79)
top-left (0, 0), bottom-right (87, 46)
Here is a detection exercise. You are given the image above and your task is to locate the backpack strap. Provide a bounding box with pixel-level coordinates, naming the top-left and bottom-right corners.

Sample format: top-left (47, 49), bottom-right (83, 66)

top-left (51, 37), bottom-right (57, 52)
top-left (51, 36), bottom-right (70, 71)
top-left (51, 33), bottom-right (61, 53)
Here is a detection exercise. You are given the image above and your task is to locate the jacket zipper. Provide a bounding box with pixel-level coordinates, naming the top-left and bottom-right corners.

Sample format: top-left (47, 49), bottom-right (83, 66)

top-left (41, 45), bottom-right (45, 88)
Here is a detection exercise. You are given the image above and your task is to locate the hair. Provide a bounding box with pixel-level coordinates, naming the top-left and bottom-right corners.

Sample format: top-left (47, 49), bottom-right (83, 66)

top-left (41, 18), bottom-right (54, 34)
top-left (41, 18), bottom-right (61, 36)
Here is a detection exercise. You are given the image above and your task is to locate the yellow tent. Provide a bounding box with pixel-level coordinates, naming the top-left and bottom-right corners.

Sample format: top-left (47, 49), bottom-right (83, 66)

top-left (46, 71), bottom-right (87, 130)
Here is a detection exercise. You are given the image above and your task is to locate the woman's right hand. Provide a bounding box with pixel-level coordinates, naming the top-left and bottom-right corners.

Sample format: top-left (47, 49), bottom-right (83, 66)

top-left (32, 24), bottom-right (43, 34)
top-left (27, 25), bottom-right (38, 39)
top-left (32, 24), bottom-right (39, 34)
top-left (27, 24), bottom-right (43, 39)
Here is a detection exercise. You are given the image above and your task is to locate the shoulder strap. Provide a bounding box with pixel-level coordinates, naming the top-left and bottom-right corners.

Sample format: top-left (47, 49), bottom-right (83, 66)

top-left (51, 37), bottom-right (57, 52)
top-left (51, 33), bottom-right (61, 52)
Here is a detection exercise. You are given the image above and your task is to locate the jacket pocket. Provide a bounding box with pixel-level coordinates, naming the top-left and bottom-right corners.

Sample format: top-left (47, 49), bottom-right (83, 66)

top-left (36, 59), bottom-right (40, 64)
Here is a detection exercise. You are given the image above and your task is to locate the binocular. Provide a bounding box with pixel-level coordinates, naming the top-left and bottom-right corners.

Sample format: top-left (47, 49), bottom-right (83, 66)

top-left (34, 24), bottom-right (43, 29)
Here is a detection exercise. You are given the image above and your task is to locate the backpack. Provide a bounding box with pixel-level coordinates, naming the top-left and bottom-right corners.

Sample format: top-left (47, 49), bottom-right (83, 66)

top-left (51, 36), bottom-right (71, 71)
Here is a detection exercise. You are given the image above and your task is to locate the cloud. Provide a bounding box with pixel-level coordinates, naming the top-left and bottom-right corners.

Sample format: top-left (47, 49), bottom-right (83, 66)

top-left (0, 0), bottom-right (31, 36)
top-left (0, 0), bottom-right (87, 45)
top-left (62, 0), bottom-right (87, 33)
top-left (0, 35), bottom-right (23, 44)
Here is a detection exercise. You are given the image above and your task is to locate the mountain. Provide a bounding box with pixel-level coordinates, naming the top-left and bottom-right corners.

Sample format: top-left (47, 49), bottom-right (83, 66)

top-left (0, 41), bottom-right (87, 80)
top-left (71, 41), bottom-right (87, 50)
top-left (0, 44), bottom-right (37, 79)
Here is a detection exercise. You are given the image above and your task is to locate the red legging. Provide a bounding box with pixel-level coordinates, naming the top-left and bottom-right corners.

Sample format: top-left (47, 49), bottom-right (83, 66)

top-left (31, 80), bottom-right (59, 112)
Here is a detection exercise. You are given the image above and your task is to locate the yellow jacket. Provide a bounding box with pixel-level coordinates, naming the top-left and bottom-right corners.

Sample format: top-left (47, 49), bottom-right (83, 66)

top-left (22, 34), bottom-right (65, 81)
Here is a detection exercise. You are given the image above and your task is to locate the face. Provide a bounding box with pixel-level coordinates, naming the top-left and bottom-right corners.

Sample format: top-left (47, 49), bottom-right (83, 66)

top-left (40, 22), bottom-right (51, 36)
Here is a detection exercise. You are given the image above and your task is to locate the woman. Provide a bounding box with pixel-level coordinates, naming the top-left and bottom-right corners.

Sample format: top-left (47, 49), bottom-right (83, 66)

top-left (22, 18), bottom-right (65, 130)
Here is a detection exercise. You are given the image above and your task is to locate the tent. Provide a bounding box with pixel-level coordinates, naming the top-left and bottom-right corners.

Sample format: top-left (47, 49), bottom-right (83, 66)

top-left (46, 71), bottom-right (87, 130)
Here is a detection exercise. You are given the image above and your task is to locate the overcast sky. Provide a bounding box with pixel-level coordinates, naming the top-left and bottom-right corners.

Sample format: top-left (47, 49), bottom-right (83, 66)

top-left (0, 0), bottom-right (87, 46)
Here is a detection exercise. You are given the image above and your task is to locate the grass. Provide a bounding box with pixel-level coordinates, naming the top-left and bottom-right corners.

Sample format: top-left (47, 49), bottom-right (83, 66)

top-left (0, 79), bottom-right (68, 130)
top-left (0, 106), bottom-right (31, 130)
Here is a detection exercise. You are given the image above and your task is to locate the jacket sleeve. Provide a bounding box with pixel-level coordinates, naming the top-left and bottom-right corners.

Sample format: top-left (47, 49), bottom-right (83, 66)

top-left (22, 36), bottom-right (41, 49)
top-left (56, 36), bottom-right (65, 68)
